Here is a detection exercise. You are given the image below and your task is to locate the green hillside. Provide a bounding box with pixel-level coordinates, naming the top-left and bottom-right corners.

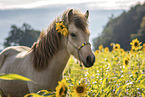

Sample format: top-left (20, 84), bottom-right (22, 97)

top-left (93, 3), bottom-right (145, 50)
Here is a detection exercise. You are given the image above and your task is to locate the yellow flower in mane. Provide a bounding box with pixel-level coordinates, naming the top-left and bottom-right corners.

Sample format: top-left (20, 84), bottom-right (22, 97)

top-left (72, 83), bottom-right (87, 97)
top-left (56, 22), bottom-right (64, 34)
top-left (56, 21), bottom-right (69, 37)
top-left (62, 28), bottom-right (68, 37)
top-left (55, 79), bottom-right (67, 97)
top-left (130, 38), bottom-right (142, 51)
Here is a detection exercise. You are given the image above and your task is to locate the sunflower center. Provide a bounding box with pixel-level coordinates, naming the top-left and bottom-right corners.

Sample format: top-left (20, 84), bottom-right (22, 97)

top-left (64, 87), bottom-right (68, 95)
top-left (76, 86), bottom-right (84, 93)
top-left (115, 46), bottom-right (118, 49)
top-left (60, 25), bottom-right (64, 29)
top-left (134, 42), bottom-right (138, 47)
top-left (125, 60), bottom-right (128, 65)
top-left (59, 87), bottom-right (63, 95)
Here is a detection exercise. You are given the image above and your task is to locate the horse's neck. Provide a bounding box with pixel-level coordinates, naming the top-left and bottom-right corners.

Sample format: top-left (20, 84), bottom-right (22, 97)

top-left (38, 43), bottom-right (70, 83)
top-left (48, 48), bottom-right (70, 75)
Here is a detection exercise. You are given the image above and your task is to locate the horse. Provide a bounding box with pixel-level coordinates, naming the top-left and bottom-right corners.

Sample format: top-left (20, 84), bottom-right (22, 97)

top-left (0, 9), bottom-right (95, 97)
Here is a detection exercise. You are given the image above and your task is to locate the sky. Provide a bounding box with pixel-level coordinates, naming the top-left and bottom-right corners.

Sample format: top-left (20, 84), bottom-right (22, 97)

top-left (0, 0), bottom-right (145, 10)
top-left (0, 0), bottom-right (145, 50)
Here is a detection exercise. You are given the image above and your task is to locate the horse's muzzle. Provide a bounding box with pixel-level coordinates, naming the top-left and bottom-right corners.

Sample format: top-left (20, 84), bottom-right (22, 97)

top-left (83, 55), bottom-right (95, 67)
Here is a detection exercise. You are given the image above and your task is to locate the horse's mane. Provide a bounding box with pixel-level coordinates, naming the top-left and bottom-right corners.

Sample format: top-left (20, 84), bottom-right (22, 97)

top-left (31, 9), bottom-right (88, 69)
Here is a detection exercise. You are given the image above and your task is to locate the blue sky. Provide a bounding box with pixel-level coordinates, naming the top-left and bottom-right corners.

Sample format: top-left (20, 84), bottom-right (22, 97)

top-left (0, 0), bottom-right (145, 10)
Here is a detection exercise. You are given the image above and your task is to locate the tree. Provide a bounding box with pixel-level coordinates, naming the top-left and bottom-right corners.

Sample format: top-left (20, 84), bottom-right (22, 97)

top-left (131, 17), bottom-right (145, 43)
top-left (93, 2), bottom-right (145, 51)
top-left (4, 23), bottom-right (40, 48)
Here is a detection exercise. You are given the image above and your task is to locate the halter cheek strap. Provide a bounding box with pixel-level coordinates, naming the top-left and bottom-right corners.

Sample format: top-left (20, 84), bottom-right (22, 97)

top-left (66, 37), bottom-right (91, 67)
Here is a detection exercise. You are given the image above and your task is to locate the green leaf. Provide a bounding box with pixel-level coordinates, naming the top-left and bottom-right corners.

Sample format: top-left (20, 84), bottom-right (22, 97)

top-left (115, 81), bottom-right (132, 95)
top-left (102, 77), bottom-right (106, 88)
top-left (135, 83), bottom-right (145, 89)
top-left (24, 93), bottom-right (53, 97)
top-left (136, 74), bottom-right (145, 82)
top-left (0, 74), bottom-right (31, 81)
top-left (115, 86), bottom-right (122, 94)
top-left (142, 93), bottom-right (145, 97)
top-left (104, 84), bottom-right (112, 93)
top-left (37, 90), bottom-right (53, 96)
top-left (140, 79), bottom-right (145, 84)
top-left (24, 93), bottom-right (43, 97)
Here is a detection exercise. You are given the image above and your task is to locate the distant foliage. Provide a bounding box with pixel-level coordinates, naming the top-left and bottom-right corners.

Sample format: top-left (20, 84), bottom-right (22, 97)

top-left (131, 17), bottom-right (145, 43)
top-left (93, 3), bottom-right (145, 51)
top-left (4, 23), bottom-right (40, 48)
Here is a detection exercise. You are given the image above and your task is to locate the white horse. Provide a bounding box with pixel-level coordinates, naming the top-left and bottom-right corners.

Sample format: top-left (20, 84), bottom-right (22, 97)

top-left (0, 9), bottom-right (95, 97)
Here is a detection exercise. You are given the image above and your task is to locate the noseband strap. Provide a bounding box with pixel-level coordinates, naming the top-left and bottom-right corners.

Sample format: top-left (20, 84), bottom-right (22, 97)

top-left (78, 42), bottom-right (91, 50)
top-left (66, 37), bottom-right (91, 67)
top-left (67, 38), bottom-right (91, 51)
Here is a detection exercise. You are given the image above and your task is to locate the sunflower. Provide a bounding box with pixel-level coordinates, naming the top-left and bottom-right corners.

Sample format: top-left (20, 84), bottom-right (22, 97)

top-left (123, 57), bottom-right (130, 66)
top-left (120, 48), bottom-right (124, 53)
top-left (143, 43), bottom-right (145, 52)
top-left (143, 43), bottom-right (145, 48)
top-left (56, 22), bottom-right (65, 34)
top-left (62, 27), bottom-right (69, 37)
top-left (99, 45), bottom-right (103, 51)
top-left (94, 50), bottom-right (99, 55)
top-left (142, 62), bottom-right (145, 67)
top-left (120, 48), bottom-right (125, 56)
top-left (72, 84), bottom-right (87, 97)
top-left (113, 43), bottom-right (120, 51)
top-left (110, 43), bottom-right (113, 46)
top-left (55, 79), bottom-right (68, 97)
top-left (56, 22), bottom-right (69, 37)
top-left (104, 47), bottom-right (109, 53)
top-left (130, 38), bottom-right (142, 51)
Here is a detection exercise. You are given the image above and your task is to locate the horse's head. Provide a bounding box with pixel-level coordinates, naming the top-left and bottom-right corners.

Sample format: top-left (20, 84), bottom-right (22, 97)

top-left (65, 9), bottom-right (95, 67)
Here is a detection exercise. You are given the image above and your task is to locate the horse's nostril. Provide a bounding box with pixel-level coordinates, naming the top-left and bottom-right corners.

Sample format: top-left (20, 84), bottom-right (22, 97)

top-left (86, 55), bottom-right (91, 64)
top-left (84, 55), bottom-right (95, 67)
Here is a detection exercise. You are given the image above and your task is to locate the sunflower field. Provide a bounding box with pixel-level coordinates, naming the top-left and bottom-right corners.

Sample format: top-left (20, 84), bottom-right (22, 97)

top-left (23, 38), bottom-right (145, 97)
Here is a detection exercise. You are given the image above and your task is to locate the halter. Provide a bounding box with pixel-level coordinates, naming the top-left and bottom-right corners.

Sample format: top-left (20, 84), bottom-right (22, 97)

top-left (66, 37), bottom-right (91, 67)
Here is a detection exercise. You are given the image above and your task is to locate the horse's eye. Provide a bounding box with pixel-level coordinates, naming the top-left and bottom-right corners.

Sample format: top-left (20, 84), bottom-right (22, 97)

top-left (70, 33), bottom-right (76, 37)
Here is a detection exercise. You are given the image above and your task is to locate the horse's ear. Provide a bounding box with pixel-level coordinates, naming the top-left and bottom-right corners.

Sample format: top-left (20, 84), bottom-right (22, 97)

top-left (84, 10), bottom-right (89, 19)
top-left (67, 9), bottom-right (74, 24)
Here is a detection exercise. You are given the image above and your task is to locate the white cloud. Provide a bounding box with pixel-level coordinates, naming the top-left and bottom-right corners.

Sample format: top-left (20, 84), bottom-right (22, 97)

top-left (0, 0), bottom-right (144, 10)
top-left (0, 1), bottom-right (51, 9)
top-left (86, 0), bottom-right (145, 10)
